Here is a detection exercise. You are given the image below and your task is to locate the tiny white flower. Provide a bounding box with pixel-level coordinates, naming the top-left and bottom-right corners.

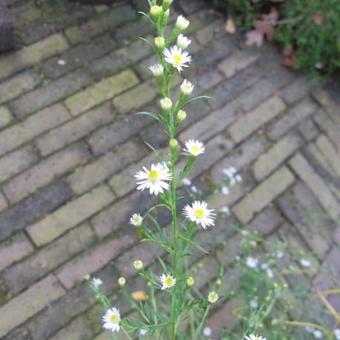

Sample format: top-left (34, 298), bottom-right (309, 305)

top-left (118, 277), bottom-right (126, 286)
top-left (246, 257), bottom-right (258, 269)
top-left (160, 97), bottom-right (173, 110)
top-left (177, 34), bottom-right (191, 49)
top-left (176, 15), bottom-right (190, 30)
top-left (184, 140), bottom-right (205, 156)
top-left (139, 329), bottom-right (147, 336)
top-left (149, 64), bottom-right (164, 77)
top-left (223, 167), bottom-right (237, 177)
top-left (300, 259), bottom-right (311, 268)
top-left (164, 45), bottom-right (191, 72)
top-left (219, 206), bottom-right (230, 215)
top-left (245, 334), bottom-right (266, 340)
top-left (276, 251), bottom-right (284, 258)
top-left (135, 163), bottom-right (172, 195)
top-left (203, 327), bottom-right (212, 337)
top-left (250, 297), bottom-right (259, 309)
top-left (313, 330), bottom-right (323, 339)
top-left (102, 307), bottom-right (121, 333)
top-left (305, 326), bottom-right (315, 333)
top-left (221, 186), bottom-right (230, 196)
top-left (235, 174), bottom-right (242, 182)
top-left (266, 268), bottom-right (274, 278)
top-left (261, 263), bottom-right (269, 270)
top-left (183, 201), bottom-right (215, 229)
top-left (133, 260), bottom-right (144, 270)
top-left (57, 59), bottom-right (66, 66)
top-left (180, 79), bottom-right (194, 95)
top-left (91, 277), bottom-right (103, 289)
top-left (190, 185), bottom-right (198, 193)
top-left (208, 291), bottom-right (218, 303)
top-left (182, 177), bottom-right (191, 186)
top-left (130, 213), bottom-right (143, 226)
top-left (160, 273), bottom-right (176, 290)
top-left (334, 329), bottom-right (340, 340)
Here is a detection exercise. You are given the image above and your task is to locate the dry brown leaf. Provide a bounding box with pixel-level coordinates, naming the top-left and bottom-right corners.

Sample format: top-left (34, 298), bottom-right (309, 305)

top-left (131, 290), bottom-right (149, 301)
top-left (225, 18), bottom-right (236, 34)
top-left (313, 12), bottom-right (324, 26)
top-left (245, 30), bottom-right (264, 47)
top-left (282, 54), bottom-right (296, 68)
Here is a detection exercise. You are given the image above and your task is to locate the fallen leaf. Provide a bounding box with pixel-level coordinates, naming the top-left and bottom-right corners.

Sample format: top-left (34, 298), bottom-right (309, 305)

top-left (282, 54), bottom-right (296, 68)
top-left (132, 290), bottom-right (149, 301)
top-left (225, 18), bottom-right (236, 34)
top-left (313, 12), bottom-right (324, 26)
top-left (245, 30), bottom-right (264, 47)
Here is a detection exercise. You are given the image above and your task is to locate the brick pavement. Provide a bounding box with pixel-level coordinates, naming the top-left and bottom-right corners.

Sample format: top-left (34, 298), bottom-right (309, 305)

top-left (0, 0), bottom-right (339, 339)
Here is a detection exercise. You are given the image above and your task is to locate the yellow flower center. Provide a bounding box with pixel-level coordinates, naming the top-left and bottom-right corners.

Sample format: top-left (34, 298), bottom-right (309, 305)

top-left (165, 277), bottom-right (174, 286)
top-left (148, 170), bottom-right (160, 182)
top-left (110, 315), bottom-right (119, 324)
top-left (194, 208), bottom-right (205, 219)
top-left (191, 145), bottom-right (201, 154)
top-left (173, 54), bottom-right (183, 65)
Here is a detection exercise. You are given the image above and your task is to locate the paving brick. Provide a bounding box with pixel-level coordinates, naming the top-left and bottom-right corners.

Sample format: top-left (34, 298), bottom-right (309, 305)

top-left (298, 118), bottom-right (319, 142)
top-left (267, 98), bottom-right (318, 140)
top-left (195, 20), bottom-right (224, 46)
top-left (88, 113), bottom-right (149, 155)
top-left (177, 0), bottom-right (207, 14)
top-left (68, 140), bottom-right (145, 195)
top-left (109, 148), bottom-right (168, 199)
top-left (0, 106), bottom-right (13, 128)
top-left (233, 166), bottom-right (295, 224)
top-left (89, 38), bottom-right (151, 79)
top-left (289, 153), bottom-right (340, 221)
top-left (36, 103), bottom-right (114, 156)
top-left (229, 96), bottom-right (286, 143)
top-left (0, 180), bottom-right (72, 241)
top-left (280, 76), bottom-right (314, 104)
top-left (42, 34), bottom-right (117, 79)
top-left (65, 4), bottom-right (136, 45)
top-left (0, 103), bottom-right (71, 157)
top-left (248, 207), bottom-right (283, 235)
top-left (312, 87), bottom-right (340, 121)
top-left (3, 143), bottom-right (90, 204)
top-left (211, 135), bottom-right (268, 184)
top-left (65, 69), bottom-right (139, 116)
top-left (0, 192), bottom-right (8, 211)
top-left (50, 315), bottom-right (93, 340)
top-left (218, 49), bottom-right (260, 79)
top-left (113, 79), bottom-right (157, 114)
top-left (57, 234), bottom-right (134, 289)
top-left (27, 185), bottom-right (115, 246)
top-left (0, 233), bottom-right (33, 272)
top-left (253, 132), bottom-right (303, 180)
top-left (3, 223), bottom-right (96, 294)
top-left (0, 145), bottom-right (38, 183)
top-left (10, 70), bottom-right (93, 119)
top-left (92, 190), bottom-right (155, 239)
top-left (0, 275), bottom-right (65, 338)
top-left (179, 100), bottom-right (241, 143)
top-left (0, 34), bottom-right (69, 81)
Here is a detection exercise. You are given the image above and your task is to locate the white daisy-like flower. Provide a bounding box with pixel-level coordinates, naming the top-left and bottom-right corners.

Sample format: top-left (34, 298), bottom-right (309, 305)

top-left (246, 257), bottom-right (258, 269)
top-left (160, 97), bottom-right (173, 110)
top-left (334, 329), bottom-right (340, 340)
top-left (191, 185), bottom-right (198, 193)
top-left (208, 291), bottom-right (218, 303)
top-left (57, 59), bottom-right (66, 66)
top-left (203, 327), bottom-right (212, 337)
top-left (176, 15), bottom-right (190, 30)
top-left (130, 213), bottom-right (143, 226)
top-left (182, 177), bottom-right (191, 186)
top-left (276, 251), bottom-right (284, 258)
top-left (180, 79), bottom-right (194, 95)
top-left (300, 259), bottom-right (311, 268)
top-left (245, 334), bottom-right (266, 340)
top-left (160, 274), bottom-right (176, 290)
top-left (313, 330), bottom-right (323, 339)
top-left (177, 34), bottom-right (191, 49)
top-left (183, 201), bottom-right (215, 229)
top-left (149, 64), bottom-right (164, 77)
top-left (184, 140), bottom-right (205, 156)
top-left (91, 277), bottom-right (103, 289)
top-left (164, 46), bottom-right (191, 72)
top-left (102, 307), bottom-right (121, 333)
top-left (221, 186), bottom-right (230, 196)
top-left (250, 297), bottom-right (259, 309)
top-left (135, 163), bottom-right (172, 195)
top-left (139, 329), bottom-right (147, 336)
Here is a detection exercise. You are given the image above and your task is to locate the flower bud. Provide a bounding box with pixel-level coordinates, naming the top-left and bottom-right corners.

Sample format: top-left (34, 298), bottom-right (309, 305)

top-left (177, 110), bottom-right (187, 121)
top-left (149, 64), bottom-right (164, 77)
top-left (150, 5), bottom-right (162, 19)
top-left (133, 260), bottom-right (144, 270)
top-left (177, 34), bottom-right (191, 49)
top-left (176, 15), bottom-right (190, 31)
top-left (186, 276), bottom-right (195, 286)
top-left (154, 36), bottom-right (165, 49)
top-left (160, 97), bottom-right (173, 110)
top-left (181, 79), bottom-right (194, 95)
top-left (118, 277), bottom-right (126, 286)
top-left (169, 138), bottom-right (178, 149)
top-left (208, 291), bottom-right (219, 304)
